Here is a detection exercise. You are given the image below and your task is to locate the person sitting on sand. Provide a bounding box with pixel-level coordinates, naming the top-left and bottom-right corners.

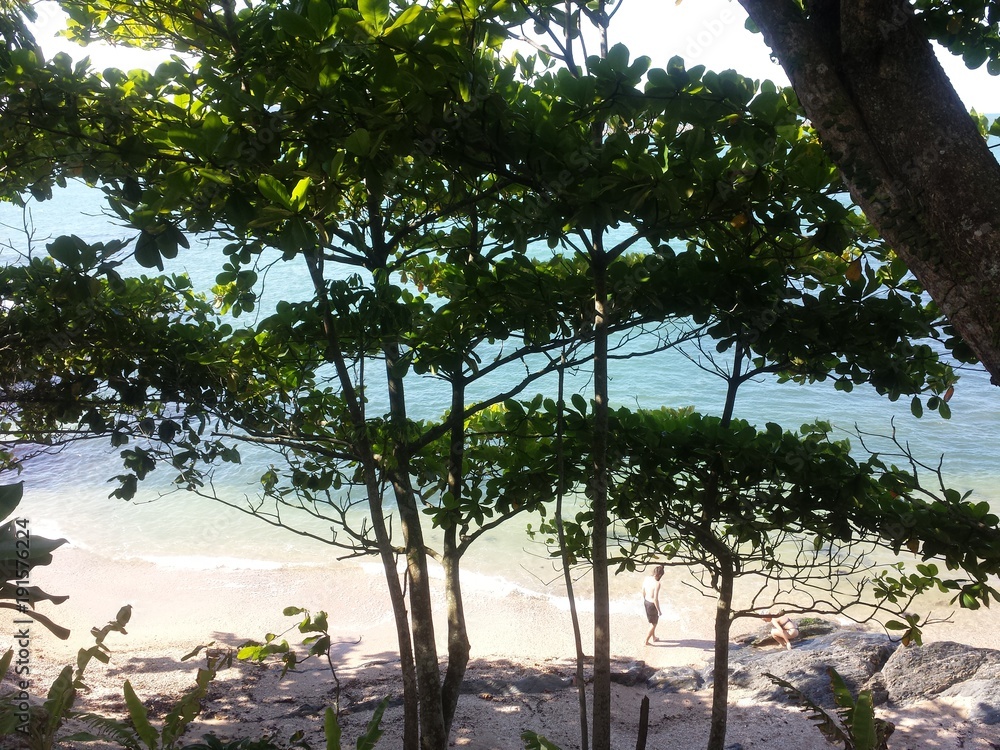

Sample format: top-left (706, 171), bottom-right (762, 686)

top-left (761, 611), bottom-right (799, 650)
top-left (642, 565), bottom-right (664, 646)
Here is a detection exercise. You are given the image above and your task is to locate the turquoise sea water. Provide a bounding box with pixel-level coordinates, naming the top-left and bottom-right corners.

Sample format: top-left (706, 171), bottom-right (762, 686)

top-left (3, 183), bottom-right (1000, 607)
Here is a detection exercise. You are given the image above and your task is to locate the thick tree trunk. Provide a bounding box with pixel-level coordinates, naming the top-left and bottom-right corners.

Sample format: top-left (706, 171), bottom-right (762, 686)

top-left (738, 0), bottom-right (1000, 384)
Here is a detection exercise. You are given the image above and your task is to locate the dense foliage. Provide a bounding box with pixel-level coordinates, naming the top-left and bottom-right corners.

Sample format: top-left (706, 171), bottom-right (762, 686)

top-left (3, 2), bottom-right (1000, 750)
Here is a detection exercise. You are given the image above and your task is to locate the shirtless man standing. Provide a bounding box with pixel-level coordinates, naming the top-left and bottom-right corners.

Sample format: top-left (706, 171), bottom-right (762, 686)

top-left (642, 565), bottom-right (664, 646)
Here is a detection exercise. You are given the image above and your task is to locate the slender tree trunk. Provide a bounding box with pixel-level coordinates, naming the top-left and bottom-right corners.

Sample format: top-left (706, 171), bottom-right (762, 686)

top-left (738, 0), bottom-right (1000, 384)
top-left (590, 9), bottom-right (614, 743)
top-left (704, 345), bottom-right (743, 750)
top-left (440, 541), bottom-right (470, 734)
top-left (706, 557), bottom-right (735, 750)
top-left (555, 359), bottom-right (589, 750)
top-left (441, 376), bottom-right (471, 734)
top-left (635, 695), bottom-right (650, 750)
top-left (304, 254), bottom-right (419, 750)
top-left (365, 189), bottom-right (449, 748)
top-left (383, 340), bottom-right (448, 750)
top-left (591, 258), bottom-right (612, 750)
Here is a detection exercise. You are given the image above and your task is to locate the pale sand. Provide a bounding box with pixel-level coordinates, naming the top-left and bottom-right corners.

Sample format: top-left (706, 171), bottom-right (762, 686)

top-left (5, 546), bottom-right (1000, 749)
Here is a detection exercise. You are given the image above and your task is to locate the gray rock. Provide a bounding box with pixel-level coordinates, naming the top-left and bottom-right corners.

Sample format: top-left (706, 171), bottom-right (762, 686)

top-left (940, 678), bottom-right (1000, 724)
top-left (863, 671), bottom-right (890, 706)
top-left (611, 660), bottom-right (656, 687)
top-left (510, 673), bottom-right (573, 694)
top-left (723, 630), bottom-right (898, 708)
top-left (879, 641), bottom-right (1000, 705)
top-left (647, 665), bottom-right (705, 693)
top-left (461, 677), bottom-right (507, 696)
top-left (462, 672), bottom-right (573, 696)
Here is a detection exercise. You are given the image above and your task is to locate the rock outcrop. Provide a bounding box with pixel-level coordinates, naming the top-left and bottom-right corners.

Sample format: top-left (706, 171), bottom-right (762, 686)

top-left (655, 619), bottom-right (1000, 725)
top-left (720, 624), bottom-right (898, 708)
top-left (877, 639), bottom-right (1000, 724)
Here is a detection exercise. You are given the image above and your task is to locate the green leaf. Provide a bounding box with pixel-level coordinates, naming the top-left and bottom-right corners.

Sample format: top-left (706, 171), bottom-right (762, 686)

top-left (258, 175), bottom-right (293, 209)
top-left (385, 4), bottom-right (422, 33)
top-left (324, 706), bottom-right (342, 750)
top-left (0, 648), bottom-right (12, 679)
top-left (852, 691), bottom-right (879, 750)
top-left (291, 176), bottom-right (312, 211)
top-left (357, 697), bottom-right (389, 750)
top-left (359, 0), bottom-right (389, 30)
top-left (344, 128), bottom-right (372, 156)
top-left (43, 666), bottom-right (77, 741)
top-left (123, 680), bottom-right (159, 750)
top-left (47, 235), bottom-right (84, 267)
top-left (521, 731), bottom-right (565, 750)
top-left (166, 127), bottom-right (204, 153)
top-left (134, 231), bottom-right (163, 271)
top-left (0, 482), bottom-right (23, 524)
top-left (828, 667), bottom-right (856, 712)
top-left (308, 0), bottom-right (334, 36)
top-left (277, 8), bottom-right (318, 40)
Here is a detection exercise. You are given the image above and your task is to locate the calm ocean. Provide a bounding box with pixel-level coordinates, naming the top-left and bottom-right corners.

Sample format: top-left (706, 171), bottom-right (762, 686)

top-left (3, 183), bottom-right (999, 606)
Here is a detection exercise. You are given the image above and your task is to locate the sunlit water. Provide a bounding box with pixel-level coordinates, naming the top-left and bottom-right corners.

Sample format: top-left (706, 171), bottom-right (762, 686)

top-left (3, 183), bottom-right (999, 611)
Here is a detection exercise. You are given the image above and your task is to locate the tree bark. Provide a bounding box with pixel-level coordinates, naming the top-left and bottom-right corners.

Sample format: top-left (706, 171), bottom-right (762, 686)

top-left (706, 557), bottom-right (735, 750)
top-left (738, 0), bottom-right (1000, 384)
top-left (384, 340), bottom-right (448, 750)
top-left (555, 360), bottom-right (590, 750)
top-left (441, 376), bottom-right (471, 735)
top-left (304, 254), bottom-right (419, 750)
top-left (591, 258), bottom-right (612, 750)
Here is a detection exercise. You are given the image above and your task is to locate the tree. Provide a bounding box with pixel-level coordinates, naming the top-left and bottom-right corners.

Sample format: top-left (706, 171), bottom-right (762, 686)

top-left (502, 67), bottom-right (1000, 748)
top-left (735, 0), bottom-right (1000, 385)
top-left (0, 2), bottom-right (596, 747)
top-left (4, 3), bottom-right (1000, 750)
top-left (0, 2), bottom-right (736, 747)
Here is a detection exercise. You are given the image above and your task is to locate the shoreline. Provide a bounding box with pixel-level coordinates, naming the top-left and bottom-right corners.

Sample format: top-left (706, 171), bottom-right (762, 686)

top-left (5, 546), bottom-right (1000, 748)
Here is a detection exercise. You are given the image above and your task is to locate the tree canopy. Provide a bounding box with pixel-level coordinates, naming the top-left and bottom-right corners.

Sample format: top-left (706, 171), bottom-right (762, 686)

top-left (3, 3), bottom-right (1000, 750)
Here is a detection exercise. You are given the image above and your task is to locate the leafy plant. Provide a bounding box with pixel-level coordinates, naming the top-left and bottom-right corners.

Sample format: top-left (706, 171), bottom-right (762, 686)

top-left (178, 698), bottom-right (389, 750)
top-left (765, 668), bottom-right (894, 750)
top-left (66, 645), bottom-right (233, 749)
top-left (232, 607), bottom-right (389, 749)
top-left (237, 607), bottom-right (348, 714)
top-left (0, 605), bottom-right (131, 749)
top-left (521, 731), bottom-right (564, 750)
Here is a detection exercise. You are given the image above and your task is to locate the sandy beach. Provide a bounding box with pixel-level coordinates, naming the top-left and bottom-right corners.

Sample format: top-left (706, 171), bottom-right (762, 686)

top-left (5, 545), bottom-right (1000, 749)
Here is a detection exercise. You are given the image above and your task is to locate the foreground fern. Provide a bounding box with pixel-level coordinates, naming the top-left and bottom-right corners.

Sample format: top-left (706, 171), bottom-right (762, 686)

top-left (765, 668), bottom-right (894, 750)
